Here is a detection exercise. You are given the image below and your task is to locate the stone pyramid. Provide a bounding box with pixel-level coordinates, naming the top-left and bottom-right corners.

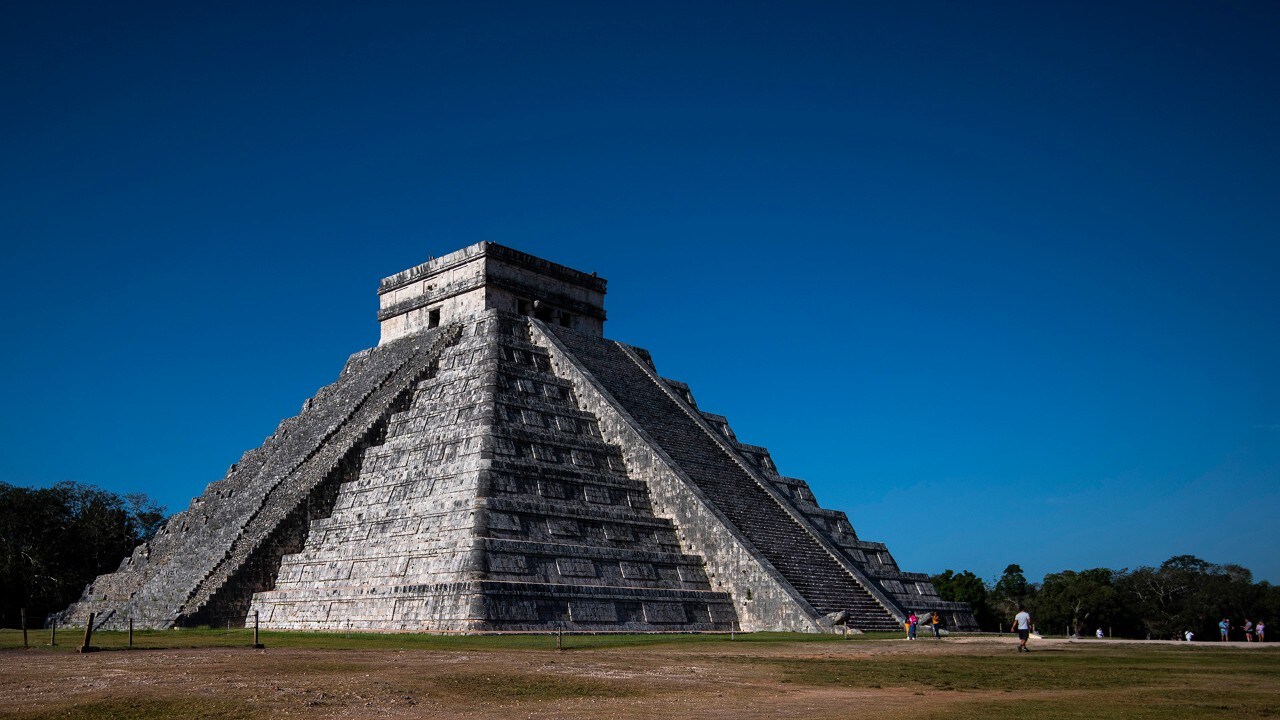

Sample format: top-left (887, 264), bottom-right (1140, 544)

top-left (57, 242), bottom-right (976, 633)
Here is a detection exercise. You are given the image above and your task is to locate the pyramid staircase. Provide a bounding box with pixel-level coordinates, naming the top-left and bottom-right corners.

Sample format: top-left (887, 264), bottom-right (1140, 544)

top-left (249, 314), bottom-right (737, 631)
top-left (546, 325), bottom-right (903, 632)
top-left (54, 326), bottom-right (462, 629)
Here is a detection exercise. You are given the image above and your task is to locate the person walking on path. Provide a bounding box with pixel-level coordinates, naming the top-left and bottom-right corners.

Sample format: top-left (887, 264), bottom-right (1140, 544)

top-left (1219, 618), bottom-right (1230, 641)
top-left (1244, 619), bottom-right (1255, 642)
top-left (907, 612), bottom-right (918, 640)
top-left (1012, 606), bottom-right (1033, 653)
top-left (1257, 620), bottom-right (1266, 642)
top-left (928, 612), bottom-right (942, 640)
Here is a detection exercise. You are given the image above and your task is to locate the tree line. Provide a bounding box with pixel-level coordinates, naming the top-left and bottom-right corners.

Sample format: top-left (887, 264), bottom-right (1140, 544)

top-left (3, 480), bottom-right (1277, 639)
top-left (0, 481), bottom-right (165, 627)
top-left (932, 557), bottom-right (1280, 640)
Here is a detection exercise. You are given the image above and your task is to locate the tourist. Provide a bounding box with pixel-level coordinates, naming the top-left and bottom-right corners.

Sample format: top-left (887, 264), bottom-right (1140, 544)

top-left (928, 611), bottom-right (942, 640)
top-left (1096, 627), bottom-right (1104, 639)
top-left (1219, 618), bottom-right (1230, 641)
top-left (1244, 619), bottom-right (1254, 642)
top-left (907, 611), bottom-right (918, 640)
top-left (1012, 606), bottom-right (1032, 653)
top-left (1185, 630), bottom-right (1194, 642)
top-left (1256, 620), bottom-right (1265, 642)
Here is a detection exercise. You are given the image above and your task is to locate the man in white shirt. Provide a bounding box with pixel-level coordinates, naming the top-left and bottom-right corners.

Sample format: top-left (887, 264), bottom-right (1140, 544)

top-left (1011, 606), bottom-right (1033, 653)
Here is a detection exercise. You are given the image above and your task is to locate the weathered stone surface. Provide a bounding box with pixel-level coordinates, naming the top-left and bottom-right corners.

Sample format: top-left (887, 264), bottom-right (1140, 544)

top-left (54, 326), bottom-right (463, 630)
top-left (250, 313), bottom-right (736, 631)
top-left (378, 242), bottom-right (607, 343)
top-left (55, 241), bottom-right (975, 633)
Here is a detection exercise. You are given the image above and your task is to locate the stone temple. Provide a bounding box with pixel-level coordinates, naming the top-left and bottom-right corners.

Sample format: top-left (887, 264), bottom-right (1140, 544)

top-left (57, 242), bottom-right (976, 633)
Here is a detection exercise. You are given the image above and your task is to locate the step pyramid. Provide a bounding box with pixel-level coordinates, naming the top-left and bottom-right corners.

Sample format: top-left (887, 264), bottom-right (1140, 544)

top-left (56, 242), bottom-right (976, 633)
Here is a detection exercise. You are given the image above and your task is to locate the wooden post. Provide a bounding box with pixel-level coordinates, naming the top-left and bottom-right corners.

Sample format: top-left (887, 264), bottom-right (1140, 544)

top-left (556, 627), bottom-right (563, 651)
top-left (128, 618), bottom-right (133, 649)
top-left (252, 611), bottom-right (264, 649)
top-left (21, 608), bottom-right (28, 649)
top-left (78, 613), bottom-right (97, 653)
top-left (49, 618), bottom-right (57, 646)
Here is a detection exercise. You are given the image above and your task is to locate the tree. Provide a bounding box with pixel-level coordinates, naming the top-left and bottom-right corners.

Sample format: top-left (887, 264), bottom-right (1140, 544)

top-left (931, 569), bottom-right (999, 630)
top-left (1037, 568), bottom-right (1118, 637)
top-left (125, 493), bottom-right (166, 541)
top-left (1116, 555), bottom-right (1271, 640)
top-left (1117, 564), bottom-right (1191, 639)
top-left (932, 569), bottom-right (987, 607)
top-left (995, 564), bottom-right (1029, 598)
top-left (991, 563), bottom-right (1036, 622)
top-left (0, 482), bottom-right (167, 627)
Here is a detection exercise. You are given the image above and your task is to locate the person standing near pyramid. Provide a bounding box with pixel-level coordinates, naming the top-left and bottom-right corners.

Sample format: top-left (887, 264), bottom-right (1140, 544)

top-left (1012, 606), bottom-right (1033, 652)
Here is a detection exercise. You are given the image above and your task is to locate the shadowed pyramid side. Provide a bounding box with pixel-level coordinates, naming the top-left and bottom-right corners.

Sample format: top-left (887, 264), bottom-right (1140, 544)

top-left (679, 394), bottom-right (979, 630)
top-left (540, 322), bottom-right (908, 632)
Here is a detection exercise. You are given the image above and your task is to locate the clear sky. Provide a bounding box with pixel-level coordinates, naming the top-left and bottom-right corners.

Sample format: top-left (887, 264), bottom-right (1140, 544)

top-left (2, 1), bottom-right (1277, 584)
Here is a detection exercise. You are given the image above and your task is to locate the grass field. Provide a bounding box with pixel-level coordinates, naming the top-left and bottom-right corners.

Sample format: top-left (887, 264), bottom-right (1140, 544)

top-left (0, 626), bottom-right (866, 652)
top-left (0, 631), bottom-right (1275, 719)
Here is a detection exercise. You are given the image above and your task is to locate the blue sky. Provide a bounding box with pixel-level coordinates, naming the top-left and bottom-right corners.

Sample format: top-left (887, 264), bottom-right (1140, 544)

top-left (2, 1), bottom-right (1277, 584)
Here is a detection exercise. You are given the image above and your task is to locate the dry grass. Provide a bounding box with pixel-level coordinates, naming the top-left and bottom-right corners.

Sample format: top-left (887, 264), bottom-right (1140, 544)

top-left (0, 634), bottom-right (1275, 719)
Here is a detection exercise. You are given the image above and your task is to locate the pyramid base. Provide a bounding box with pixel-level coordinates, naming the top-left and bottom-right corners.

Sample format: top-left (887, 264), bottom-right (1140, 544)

top-left (251, 580), bottom-right (737, 633)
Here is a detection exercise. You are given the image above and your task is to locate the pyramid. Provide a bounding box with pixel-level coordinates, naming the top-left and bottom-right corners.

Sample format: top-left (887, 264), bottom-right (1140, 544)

top-left (56, 242), bottom-right (976, 633)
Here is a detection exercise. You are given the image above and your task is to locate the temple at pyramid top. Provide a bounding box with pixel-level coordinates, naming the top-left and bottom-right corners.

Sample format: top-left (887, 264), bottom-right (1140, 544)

top-left (56, 242), bottom-right (976, 635)
top-left (378, 241), bottom-right (609, 343)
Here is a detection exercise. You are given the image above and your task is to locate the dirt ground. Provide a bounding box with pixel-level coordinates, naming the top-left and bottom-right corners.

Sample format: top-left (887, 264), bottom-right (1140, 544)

top-left (1, 636), bottom-right (1276, 719)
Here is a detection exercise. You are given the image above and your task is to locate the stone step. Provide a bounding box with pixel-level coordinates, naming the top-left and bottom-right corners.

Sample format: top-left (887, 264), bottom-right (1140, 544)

top-left (551, 327), bottom-right (900, 628)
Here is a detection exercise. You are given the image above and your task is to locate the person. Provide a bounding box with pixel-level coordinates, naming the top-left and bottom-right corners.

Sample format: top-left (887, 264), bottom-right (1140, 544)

top-left (1244, 619), bottom-right (1254, 642)
top-left (1219, 618), bottom-right (1230, 641)
top-left (1185, 629), bottom-right (1194, 642)
top-left (1096, 627), bottom-right (1104, 639)
top-left (928, 611), bottom-right (942, 640)
top-left (1257, 620), bottom-right (1266, 642)
top-left (1012, 606), bottom-right (1032, 653)
top-left (907, 611), bottom-right (918, 640)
